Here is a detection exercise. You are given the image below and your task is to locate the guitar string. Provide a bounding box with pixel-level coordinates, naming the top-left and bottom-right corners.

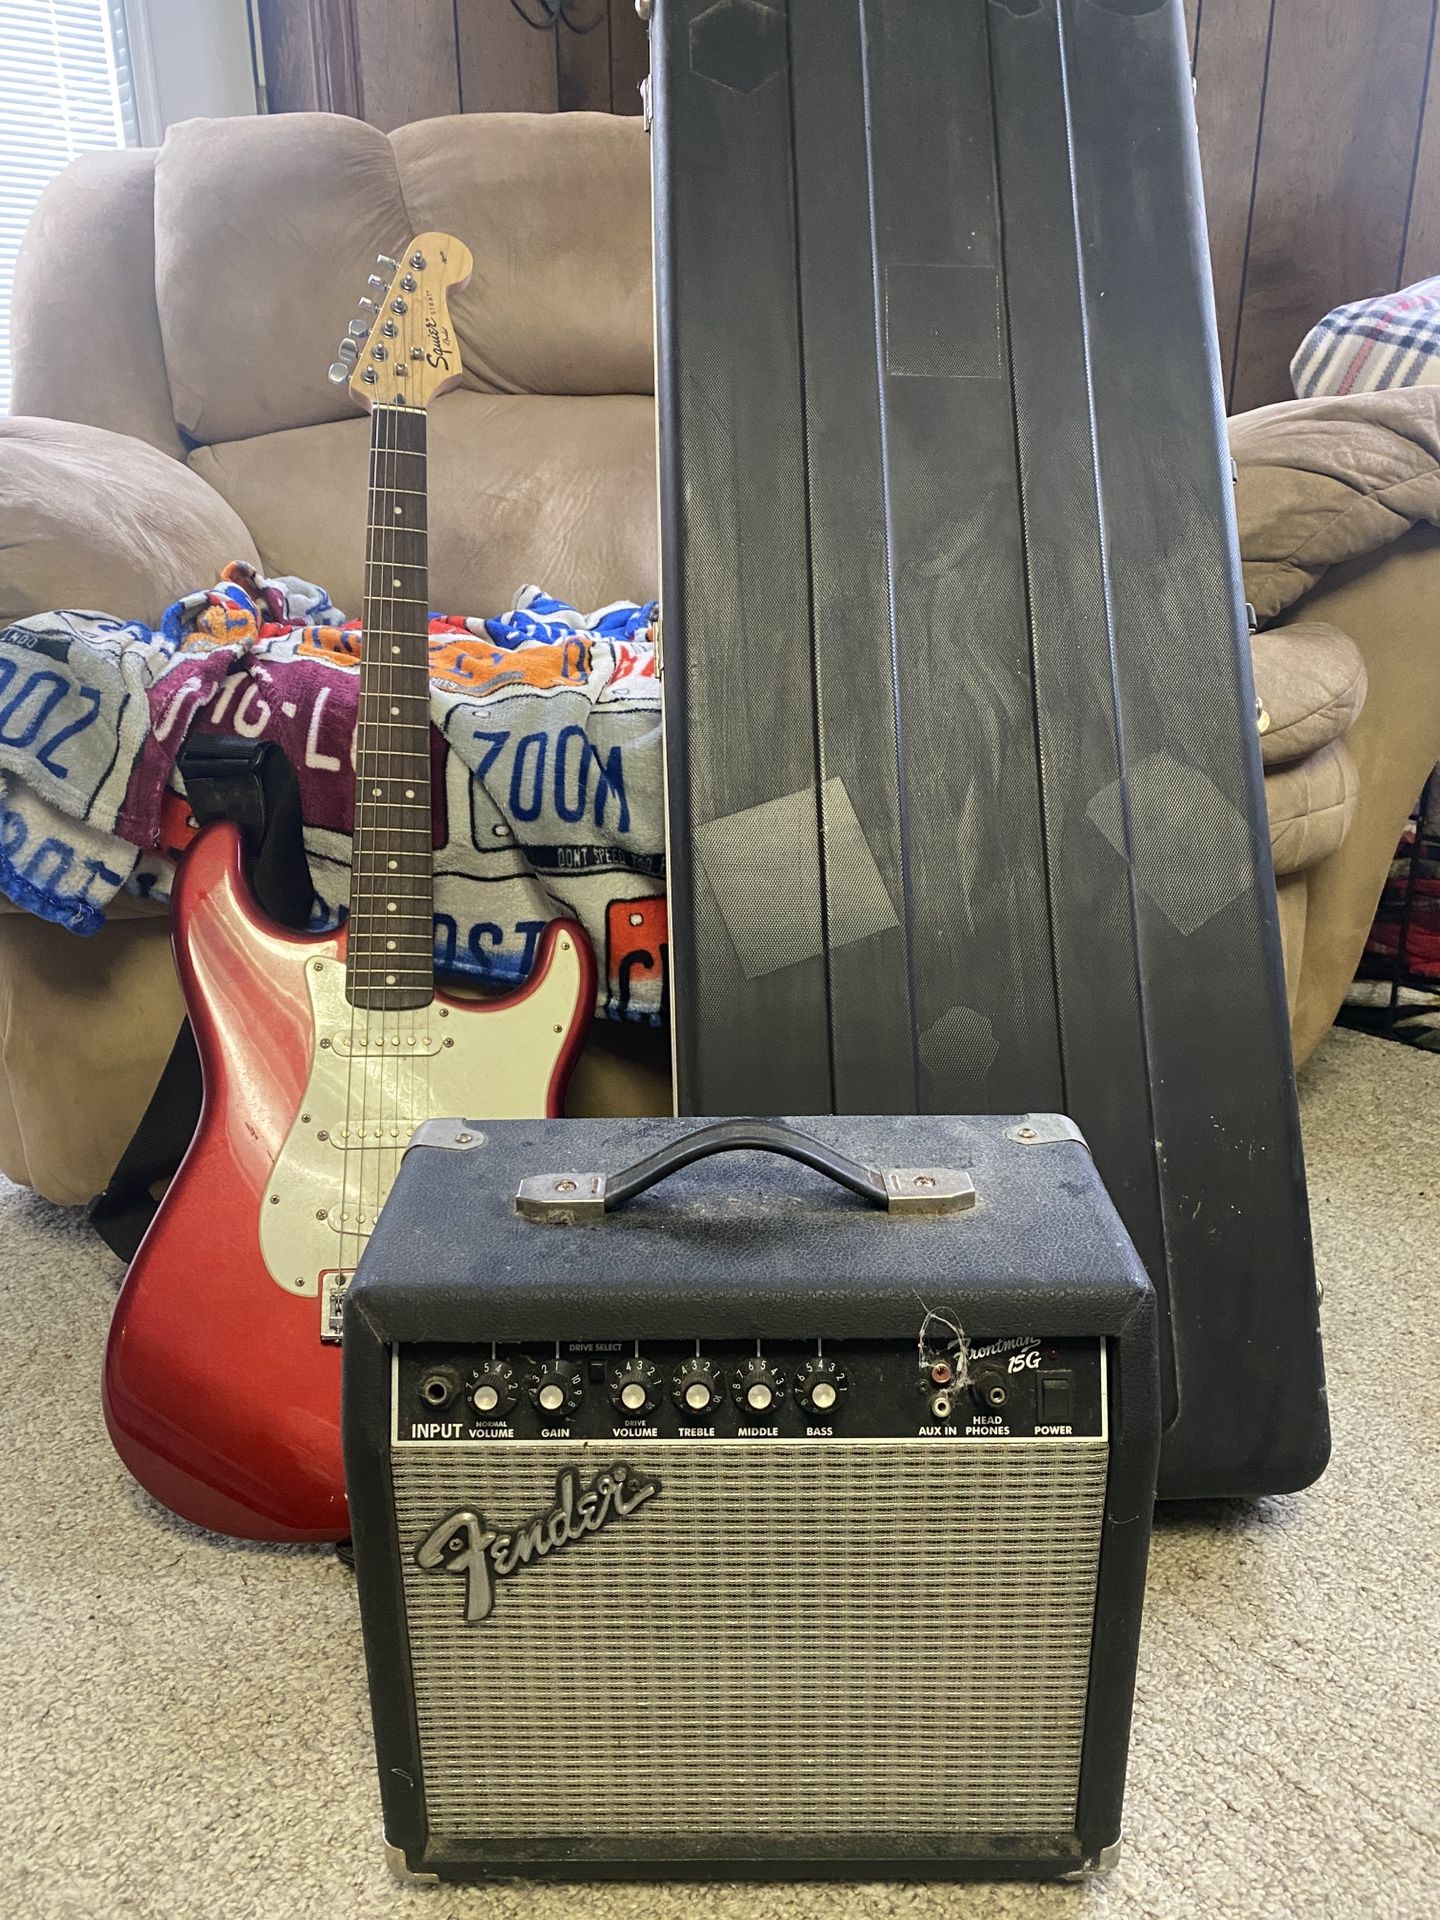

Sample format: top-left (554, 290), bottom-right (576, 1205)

top-left (337, 401), bottom-right (381, 1288)
top-left (336, 394), bottom-right (439, 1292)
top-left (376, 398), bottom-right (399, 1251)
top-left (415, 400), bottom-right (432, 1193)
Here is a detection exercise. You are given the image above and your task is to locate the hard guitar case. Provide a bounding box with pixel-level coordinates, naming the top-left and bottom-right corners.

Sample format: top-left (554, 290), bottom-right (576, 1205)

top-left (649, 0), bottom-right (1329, 1500)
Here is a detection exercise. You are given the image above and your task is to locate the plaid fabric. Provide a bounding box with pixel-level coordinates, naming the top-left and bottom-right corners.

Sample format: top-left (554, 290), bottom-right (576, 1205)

top-left (1292, 277), bottom-right (1440, 398)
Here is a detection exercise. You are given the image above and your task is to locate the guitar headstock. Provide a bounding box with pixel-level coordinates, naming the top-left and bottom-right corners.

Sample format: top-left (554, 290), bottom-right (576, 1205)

top-left (328, 232), bottom-right (473, 409)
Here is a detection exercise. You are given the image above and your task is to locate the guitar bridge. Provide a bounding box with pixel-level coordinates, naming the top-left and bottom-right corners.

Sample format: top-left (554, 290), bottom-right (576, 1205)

top-left (321, 1269), bottom-right (355, 1344)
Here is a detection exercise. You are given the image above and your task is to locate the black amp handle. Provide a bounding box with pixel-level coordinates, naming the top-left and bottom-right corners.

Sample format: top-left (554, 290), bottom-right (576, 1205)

top-left (515, 1119), bottom-right (976, 1220)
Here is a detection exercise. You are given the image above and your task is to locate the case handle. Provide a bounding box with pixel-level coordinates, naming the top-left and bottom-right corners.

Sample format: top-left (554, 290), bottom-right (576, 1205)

top-left (515, 1119), bottom-right (975, 1220)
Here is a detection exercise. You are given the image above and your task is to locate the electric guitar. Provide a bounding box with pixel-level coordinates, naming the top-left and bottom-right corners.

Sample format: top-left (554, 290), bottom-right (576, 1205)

top-left (103, 237), bottom-right (595, 1542)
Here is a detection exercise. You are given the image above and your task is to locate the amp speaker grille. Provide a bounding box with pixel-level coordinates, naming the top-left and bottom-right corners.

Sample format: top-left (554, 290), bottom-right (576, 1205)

top-left (393, 1440), bottom-right (1107, 1841)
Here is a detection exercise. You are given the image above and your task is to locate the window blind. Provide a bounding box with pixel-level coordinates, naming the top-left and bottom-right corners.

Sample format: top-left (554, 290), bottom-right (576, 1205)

top-left (0, 0), bottom-right (128, 414)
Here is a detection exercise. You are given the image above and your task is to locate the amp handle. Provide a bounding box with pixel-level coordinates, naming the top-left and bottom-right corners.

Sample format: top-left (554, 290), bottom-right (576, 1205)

top-left (515, 1119), bottom-right (976, 1220)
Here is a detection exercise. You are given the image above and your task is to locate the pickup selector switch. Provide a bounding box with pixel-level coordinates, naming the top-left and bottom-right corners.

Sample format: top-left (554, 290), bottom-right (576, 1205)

top-left (794, 1358), bottom-right (847, 1416)
top-left (470, 1361), bottom-right (517, 1419)
top-left (529, 1361), bottom-right (584, 1419)
top-left (608, 1357), bottom-right (663, 1417)
top-left (672, 1358), bottom-right (725, 1417)
top-left (733, 1357), bottom-right (786, 1417)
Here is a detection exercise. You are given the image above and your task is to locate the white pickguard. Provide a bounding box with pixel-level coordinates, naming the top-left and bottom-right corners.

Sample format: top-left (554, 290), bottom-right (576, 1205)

top-left (259, 947), bottom-right (583, 1308)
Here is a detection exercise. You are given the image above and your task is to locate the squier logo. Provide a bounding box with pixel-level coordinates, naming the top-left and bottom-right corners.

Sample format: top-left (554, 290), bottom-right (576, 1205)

top-left (414, 1463), bottom-right (660, 1623)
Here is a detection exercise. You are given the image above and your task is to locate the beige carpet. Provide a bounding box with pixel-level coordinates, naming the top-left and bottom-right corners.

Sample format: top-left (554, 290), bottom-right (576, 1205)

top-left (2, 1026), bottom-right (1436, 1919)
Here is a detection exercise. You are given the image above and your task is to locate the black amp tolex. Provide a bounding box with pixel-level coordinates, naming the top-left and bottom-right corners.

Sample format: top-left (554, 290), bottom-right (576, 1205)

top-left (343, 1115), bottom-right (1160, 1885)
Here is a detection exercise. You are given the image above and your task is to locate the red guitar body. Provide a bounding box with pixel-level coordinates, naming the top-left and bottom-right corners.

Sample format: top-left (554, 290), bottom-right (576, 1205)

top-left (102, 823), bottom-right (594, 1542)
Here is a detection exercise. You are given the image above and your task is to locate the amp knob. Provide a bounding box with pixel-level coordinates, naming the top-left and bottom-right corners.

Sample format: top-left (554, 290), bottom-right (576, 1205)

top-left (733, 1357), bottom-right (787, 1418)
top-left (470, 1361), bottom-right (517, 1419)
top-left (608, 1357), bottom-right (663, 1418)
top-left (672, 1359), bottom-right (726, 1418)
top-left (793, 1357), bottom-right (847, 1417)
top-left (528, 1361), bottom-right (584, 1420)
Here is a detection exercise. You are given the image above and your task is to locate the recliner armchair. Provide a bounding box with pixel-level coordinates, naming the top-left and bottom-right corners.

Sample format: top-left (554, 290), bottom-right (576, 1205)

top-left (1, 109), bottom-right (1436, 1205)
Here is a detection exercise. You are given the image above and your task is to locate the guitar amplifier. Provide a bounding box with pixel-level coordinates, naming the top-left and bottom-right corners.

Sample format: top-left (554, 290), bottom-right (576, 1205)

top-left (343, 1115), bottom-right (1159, 1884)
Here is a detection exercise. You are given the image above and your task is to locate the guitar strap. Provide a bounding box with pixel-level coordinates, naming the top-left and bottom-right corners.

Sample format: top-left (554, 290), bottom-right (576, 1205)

top-left (87, 736), bottom-right (314, 1263)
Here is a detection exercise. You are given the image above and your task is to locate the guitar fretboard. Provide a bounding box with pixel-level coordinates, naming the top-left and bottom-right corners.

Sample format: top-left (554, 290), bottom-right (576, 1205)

top-left (347, 402), bottom-right (434, 1010)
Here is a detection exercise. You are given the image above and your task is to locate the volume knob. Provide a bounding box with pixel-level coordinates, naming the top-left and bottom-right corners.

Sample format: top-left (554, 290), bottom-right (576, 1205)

top-left (608, 1357), bottom-right (662, 1418)
top-left (672, 1359), bottom-right (725, 1418)
top-left (470, 1361), bottom-right (517, 1419)
top-left (733, 1357), bottom-right (787, 1418)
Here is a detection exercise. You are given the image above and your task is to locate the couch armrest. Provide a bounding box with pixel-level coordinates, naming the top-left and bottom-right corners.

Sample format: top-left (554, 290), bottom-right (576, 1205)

top-left (0, 417), bottom-right (259, 628)
top-left (11, 150), bottom-right (184, 458)
top-left (1282, 524), bottom-right (1440, 1066)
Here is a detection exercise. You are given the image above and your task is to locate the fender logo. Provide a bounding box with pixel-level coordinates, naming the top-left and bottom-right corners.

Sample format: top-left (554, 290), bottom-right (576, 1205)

top-left (414, 1462), bottom-right (660, 1622)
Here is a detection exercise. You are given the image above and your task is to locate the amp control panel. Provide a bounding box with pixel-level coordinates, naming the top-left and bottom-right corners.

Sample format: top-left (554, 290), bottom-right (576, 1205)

top-left (392, 1336), bottom-right (1106, 1444)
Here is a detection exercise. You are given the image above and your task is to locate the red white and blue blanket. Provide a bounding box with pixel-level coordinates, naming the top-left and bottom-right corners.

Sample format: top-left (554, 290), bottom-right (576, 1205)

top-left (0, 565), bottom-right (666, 1024)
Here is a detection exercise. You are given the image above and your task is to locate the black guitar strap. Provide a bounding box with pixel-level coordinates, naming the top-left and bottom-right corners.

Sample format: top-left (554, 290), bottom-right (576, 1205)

top-left (86, 736), bottom-right (315, 1262)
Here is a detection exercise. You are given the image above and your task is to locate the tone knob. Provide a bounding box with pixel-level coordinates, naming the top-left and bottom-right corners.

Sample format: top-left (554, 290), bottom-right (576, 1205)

top-left (733, 1357), bottom-right (787, 1418)
top-left (470, 1361), bottom-right (517, 1419)
top-left (528, 1361), bottom-right (584, 1420)
top-left (794, 1358), bottom-right (848, 1417)
top-left (608, 1357), bottom-right (662, 1418)
top-left (672, 1359), bottom-right (725, 1418)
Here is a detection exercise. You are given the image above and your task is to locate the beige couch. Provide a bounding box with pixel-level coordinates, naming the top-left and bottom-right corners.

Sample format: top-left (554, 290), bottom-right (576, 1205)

top-left (2, 110), bottom-right (1438, 1206)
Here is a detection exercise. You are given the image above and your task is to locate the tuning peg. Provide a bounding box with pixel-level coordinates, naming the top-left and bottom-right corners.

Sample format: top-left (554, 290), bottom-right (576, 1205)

top-left (377, 254), bottom-right (398, 272)
top-left (338, 338), bottom-right (359, 363)
top-left (368, 274), bottom-right (387, 292)
top-left (327, 363), bottom-right (350, 385)
top-left (347, 317), bottom-right (367, 338)
top-left (358, 297), bottom-right (376, 314)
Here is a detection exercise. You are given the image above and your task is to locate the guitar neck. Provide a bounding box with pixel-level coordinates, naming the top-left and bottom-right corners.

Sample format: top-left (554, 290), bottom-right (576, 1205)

top-left (348, 401), bottom-right (434, 1011)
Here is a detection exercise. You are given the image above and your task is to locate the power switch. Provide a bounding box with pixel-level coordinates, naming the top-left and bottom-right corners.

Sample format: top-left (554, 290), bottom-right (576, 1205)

top-left (1038, 1373), bottom-right (1074, 1429)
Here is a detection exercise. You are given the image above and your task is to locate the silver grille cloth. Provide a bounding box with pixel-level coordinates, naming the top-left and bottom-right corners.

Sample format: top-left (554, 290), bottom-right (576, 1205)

top-left (393, 1439), bottom-right (1108, 1841)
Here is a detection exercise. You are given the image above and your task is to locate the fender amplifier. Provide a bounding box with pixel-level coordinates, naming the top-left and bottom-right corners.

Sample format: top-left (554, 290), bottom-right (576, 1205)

top-left (344, 1116), bottom-right (1159, 1884)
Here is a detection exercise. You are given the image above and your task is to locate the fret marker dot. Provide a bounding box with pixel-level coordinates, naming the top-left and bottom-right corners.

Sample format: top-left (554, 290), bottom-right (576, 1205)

top-left (386, 940), bottom-right (396, 950)
top-left (405, 787), bottom-right (415, 799)
top-left (388, 859), bottom-right (397, 870)
top-left (386, 974), bottom-right (396, 986)
top-left (392, 578), bottom-right (402, 590)
top-left (371, 785), bottom-right (381, 797)
top-left (390, 705), bottom-right (400, 716)
top-left (392, 646), bottom-right (400, 655)
top-left (393, 506), bottom-right (402, 517)
top-left (387, 902), bottom-right (397, 913)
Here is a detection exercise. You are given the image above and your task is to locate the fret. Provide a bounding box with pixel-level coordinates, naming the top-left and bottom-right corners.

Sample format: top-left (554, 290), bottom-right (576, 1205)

top-left (347, 402), bottom-right (436, 1013)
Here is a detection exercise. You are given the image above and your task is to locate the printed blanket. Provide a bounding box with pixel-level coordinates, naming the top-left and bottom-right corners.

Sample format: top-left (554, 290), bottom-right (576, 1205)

top-left (1292, 275), bottom-right (1440, 399)
top-left (0, 565), bottom-right (667, 1024)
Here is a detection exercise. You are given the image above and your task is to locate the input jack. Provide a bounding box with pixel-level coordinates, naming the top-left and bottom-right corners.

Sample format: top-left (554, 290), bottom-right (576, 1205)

top-left (418, 1366), bottom-right (462, 1410)
top-left (929, 1390), bottom-right (955, 1421)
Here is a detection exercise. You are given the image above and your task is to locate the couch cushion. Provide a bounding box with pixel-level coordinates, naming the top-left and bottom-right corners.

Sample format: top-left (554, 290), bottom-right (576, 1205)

top-left (155, 114), bottom-right (410, 446)
top-left (11, 150), bottom-right (183, 457)
top-left (1264, 737), bottom-right (1358, 878)
top-left (390, 114), bottom-right (652, 400)
top-left (189, 389), bottom-right (658, 615)
top-left (1251, 621), bottom-right (1367, 768)
top-left (154, 112), bottom-right (653, 449)
top-left (0, 417), bottom-right (258, 629)
top-left (1231, 388), bottom-right (1440, 624)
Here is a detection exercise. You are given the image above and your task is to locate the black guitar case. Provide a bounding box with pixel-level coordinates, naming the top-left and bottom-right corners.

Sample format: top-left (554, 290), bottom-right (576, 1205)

top-left (650, 0), bottom-right (1329, 1499)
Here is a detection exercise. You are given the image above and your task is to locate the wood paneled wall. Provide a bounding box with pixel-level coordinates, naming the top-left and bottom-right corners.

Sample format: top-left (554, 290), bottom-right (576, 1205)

top-left (256, 0), bottom-right (648, 124)
top-left (258, 1), bottom-right (1440, 413)
top-left (1186, 0), bottom-right (1440, 412)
